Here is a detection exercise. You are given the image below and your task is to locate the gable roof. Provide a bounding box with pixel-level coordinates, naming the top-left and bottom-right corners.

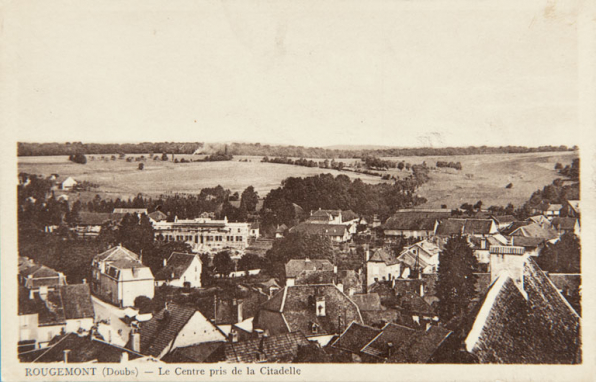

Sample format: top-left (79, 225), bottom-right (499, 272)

top-left (342, 210), bottom-right (359, 222)
top-left (257, 284), bottom-right (363, 336)
top-left (388, 326), bottom-right (452, 363)
top-left (148, 210), bottom-right (168, 222)
top-left (436, 219), bottom-right (494, 236)
top-left (506, 223), bottom-right (558, 240)
top-left (368, 248), bottom-right (399, 266)
top-left (222, 332), bottom-right (310, 363)
top-left (162, 341), bottom-right (225, 363)
top-left (331, 321), bottom-right (382, 354)
top-left (138, 303), bottom-right (198, 357)
top-left (154, 253), bottom-right (199, 281)
top-left (361, 323), bottom-right (417, 358)
top-left (94, 245), bottom-right (139, 262)
top-left (285, 259), bottom-right (334, 279)
top-left (463, 258), bottom-right (580, 364)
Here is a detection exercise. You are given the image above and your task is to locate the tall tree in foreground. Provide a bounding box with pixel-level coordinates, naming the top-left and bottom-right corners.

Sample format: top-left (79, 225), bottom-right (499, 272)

top-left (436, 235), bottom-right (479, 322)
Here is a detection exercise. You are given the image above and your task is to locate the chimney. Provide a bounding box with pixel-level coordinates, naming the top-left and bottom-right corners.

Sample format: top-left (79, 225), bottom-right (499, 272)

top-left (163, 258), bottom-right (167, 267)
top-left (387, 342), bottom-right (395, 358)
top-left (420, 282), bottom-right (425, 297)
top-left (129, 326), bottom-right (141, 353)
top-left (39, 286), bottom-right (48, 301)
top-left (121, 352), bottom-right (129, 362)
top-left (82, 278), bottom-right (86, 284)
top-left (63, 350), bottom-right (70, 363)
top-left (237, 300), bottom-right (243, 323)
top-left (254, 329), bottom-right (265, 339)
top-left (229, 328), bottom-right (239, 343)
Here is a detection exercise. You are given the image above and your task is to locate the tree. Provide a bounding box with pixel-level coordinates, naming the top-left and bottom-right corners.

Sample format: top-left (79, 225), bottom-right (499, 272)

top-left (213, 251), bottom-right (234, 277)
top-left (138, 163), bottom-right (144, 170)
top-left (536, 233), bottom-right (580, 273)
top-left (161, 153), bottom-right (169, 161)
top-left (436, 235), bottom-right (479, 321)
top-left (240, 186), bottom-right (259, 212)
top-left (68, 153), bottom-right (87, 164)
top-left (237, 253), bottom-right (266, 272)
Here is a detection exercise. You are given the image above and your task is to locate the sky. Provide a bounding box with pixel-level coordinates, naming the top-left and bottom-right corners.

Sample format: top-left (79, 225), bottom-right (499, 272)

top-left (3, 0), bottom-right (586, 148)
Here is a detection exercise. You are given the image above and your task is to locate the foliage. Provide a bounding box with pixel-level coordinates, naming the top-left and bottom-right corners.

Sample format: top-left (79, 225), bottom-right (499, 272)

top-left (68, 153), bottom-right (87, 164)
top-left (237, 253), bottom-right (268, 271)
top-left (536, 233), bottom-right (580, 273)
top-left (436, 235), bottom-right (479, 321)
top-left (213, 251), bottom-right (235, 276)
top-left (138, 163), bottom-right (144, 170)
top-left (240, 186), bottom-right (259, 212)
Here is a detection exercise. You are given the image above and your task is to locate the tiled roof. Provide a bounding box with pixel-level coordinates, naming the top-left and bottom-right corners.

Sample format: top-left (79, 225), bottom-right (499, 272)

top-left (285, 259), bottom-right (334, 278)
top-left (154, 252), bottom-right (198, 281)
top-left (256, 285), bottom-right (363, 336)
top-left (435, 219), bottom-right (465, 236)
top-left (383, 216), bottom-right (438, 231)
top-left (148, 210), bottom-right (168, 222)
top-left (507, 223), bottom-right (558, 240)
top-left (500, 221), bottom-right (532, 235)
top-left (436, 219), bottom-right (494, 236)
top-left (28, 333), bottom-right (143, 363)
top-left (463, 258), bottom-right (581, 363)
top-left (490, 215), bottom-right (517, 224)
top-left (94, 245), bottom-right (139, 262)
top-left (508, 236), bottom-right (546, 248)
top-left (550, 217), bottom-right (578, 231)
top-left (289, 223), bottom-right (347, 236)
top-left (60, 284), bottom-right (94, 320)
top-left (139, 303), bottom-right (198, 357)
top-left (223, 332), bottom-right (310, 363)
top-left (368, 248), bottom-right (399, 266)
top-left (351, 293), bottom-right (383, 312)
top-left (361, 323), bottom-right (416, 358)
top-left (331, 321), bottom-right (381, 354)
top-left (400, 291), bottom-right (435, 315)
top-left (388, 326), bottom-right (451, 363)
top-left (162, 341), bottom-right (225, 363)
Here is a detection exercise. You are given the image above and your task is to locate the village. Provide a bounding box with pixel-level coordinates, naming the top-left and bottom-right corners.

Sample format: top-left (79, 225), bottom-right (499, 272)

top-left (16, 161), bottom-right (581, 365)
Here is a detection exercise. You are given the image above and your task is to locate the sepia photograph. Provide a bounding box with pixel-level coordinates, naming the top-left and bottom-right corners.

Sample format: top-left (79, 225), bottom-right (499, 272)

top-left (1, 0), bottom-right (594, 381)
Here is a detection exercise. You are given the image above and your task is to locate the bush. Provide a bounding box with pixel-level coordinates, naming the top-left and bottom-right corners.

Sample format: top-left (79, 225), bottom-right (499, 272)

top-left (138, 163), bottom-right (144, 170)
top-left (506, 183), bottom-right (513, 189)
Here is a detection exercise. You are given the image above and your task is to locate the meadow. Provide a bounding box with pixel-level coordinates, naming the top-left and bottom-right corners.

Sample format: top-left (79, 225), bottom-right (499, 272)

top-left (18, 151), bottom-right (578, 208)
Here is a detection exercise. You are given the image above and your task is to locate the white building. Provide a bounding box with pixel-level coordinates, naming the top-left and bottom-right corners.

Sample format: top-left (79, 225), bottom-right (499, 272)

top-left (154, 252), bottom-right (202, 288)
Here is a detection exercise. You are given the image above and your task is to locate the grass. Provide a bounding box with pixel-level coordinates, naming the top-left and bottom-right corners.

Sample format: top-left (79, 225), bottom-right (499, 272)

top-left (18, 151), bottom-right (578, 209)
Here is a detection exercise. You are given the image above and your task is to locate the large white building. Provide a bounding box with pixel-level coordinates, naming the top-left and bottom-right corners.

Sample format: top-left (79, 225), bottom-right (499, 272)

top-left (153, 217), bottom-right (251, 252)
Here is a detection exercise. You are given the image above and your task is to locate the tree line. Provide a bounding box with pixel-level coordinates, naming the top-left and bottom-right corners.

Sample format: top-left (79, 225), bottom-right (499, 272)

top-left (18, 141), bottom-right (575, 158)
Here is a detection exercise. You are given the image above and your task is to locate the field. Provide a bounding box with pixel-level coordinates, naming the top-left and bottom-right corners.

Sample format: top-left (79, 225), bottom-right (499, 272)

top-left (18, 151), bottom-right (578, 208)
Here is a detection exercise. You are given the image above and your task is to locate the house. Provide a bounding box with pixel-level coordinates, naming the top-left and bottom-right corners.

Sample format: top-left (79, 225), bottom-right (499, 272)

top-left (440, 256), bottom-right (581, 363)
top-left (550, 217), bottom-right (580, 236)
top-left (366, 248), bottom-right (401, 287)
top-left (289, 223), bottom-right (351, 243)
top-left (60, 177), bottom-right (77, 191)
top-left (216, 332), bottom-right (311, 363)
top-left (73, 212), bottom-right (113, 237)
top-left (382, 216), bottom-right (439, 239)
top-left (91, 246), bottom-right (155, 307)
top-left (253, 284), bottom-right (363, 338)
top-left (526, 215), bottom-right (552, 229)
top-left (285, 258), bottom-right (335, 286)
top-left (397, 239), bottom-right (442, 275)
top-left (132, 302), bottom-right (227, 359)
top-left (154, 252), bottom-right (202, 288)
top-left (275, 224), bottom-right (288, 238)
top-left (307, 209), bottom-right (343, 224)
top-left (19, 333), bottom-right (152, 363)
top-left (249, 222), bottom-right (260, 239)
top-left (504, 236), bottom-right (546, 257)
top-left (19, 259), bottom-right (67, 292)
top-left (18, 284), bottom-right (95, 350)
top-left (531, 203), bottom-right (563, 218)
top-left (566, 200), bottom-right (580, 218)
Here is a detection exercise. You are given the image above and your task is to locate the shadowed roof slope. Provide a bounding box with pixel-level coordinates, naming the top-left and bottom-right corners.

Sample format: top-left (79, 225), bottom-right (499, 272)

top-left (285, 259), bottom-right (334, 279)
top-left (154, 252), bottom-right (199, 281)
top-left (222, 332), bottom-right (310, 363)
top-left (138, 303), bottom-right (197, 357)
top-left (331, 322), bottom-right (381, 354)
top-left (94, 245), bottom-right (139, 262)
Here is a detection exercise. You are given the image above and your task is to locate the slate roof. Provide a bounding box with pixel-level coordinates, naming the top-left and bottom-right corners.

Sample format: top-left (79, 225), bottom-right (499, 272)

top-left (26, 333), bottom-right (144, 363)
top-left (138, 303), bottom-right (198, 357)
top-left (94, 245), bottom-right (139, 262)
top-left (462, 258), bottom-right (581, 364)
top-left (289, 223), bottom-right (347, 237)
top-left (154, 252), bottom-right (199, 281)
top-left (351, 293), bottom-right (383, 312)
top-left (222, 332), bottom-right (310, 363)
top-left (331, 322), bottom-right (381, 354)
top-left (255, 284), bottom-right (363, 337)
top-left (368, 248), bottom-right (399, 266)
top-left (285, 259), bottom-right (334, 279)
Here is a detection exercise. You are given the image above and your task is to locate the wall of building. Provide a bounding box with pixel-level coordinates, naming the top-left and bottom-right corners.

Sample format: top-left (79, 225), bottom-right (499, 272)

top-left (170, 312), bottom-right (226, 352)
